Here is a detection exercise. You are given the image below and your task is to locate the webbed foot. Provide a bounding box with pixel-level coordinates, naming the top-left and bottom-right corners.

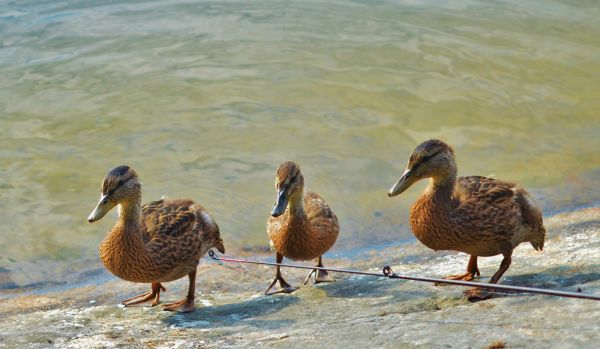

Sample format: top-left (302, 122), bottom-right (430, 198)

top-left (304, 268), bottom-right (334, 284)
top-left (265, 277), bottom-right (297, 295)
top-left (122, 283), bottom-right (165, 307)
top-left (163, 297), bottom-right (195, 313)
top-left (435, 272), bottom-right (478, 286)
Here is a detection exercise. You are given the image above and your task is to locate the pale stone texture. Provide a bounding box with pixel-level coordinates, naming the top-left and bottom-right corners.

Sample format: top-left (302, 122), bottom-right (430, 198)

top-left (1, 208), bottom-right (598, 348)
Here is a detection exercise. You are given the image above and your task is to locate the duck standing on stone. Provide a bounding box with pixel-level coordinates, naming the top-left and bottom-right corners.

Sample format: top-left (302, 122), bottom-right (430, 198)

top-left (88, 165), bottom-right (225, 312)
top-left (387, 139), bottom-right (546, 300)
top-left (265, 161), bottom-right (340, 295)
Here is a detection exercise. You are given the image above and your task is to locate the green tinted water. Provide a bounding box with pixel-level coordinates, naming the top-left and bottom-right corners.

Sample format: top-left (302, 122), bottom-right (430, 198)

top-left (1, 0), bottom-right (599, 291)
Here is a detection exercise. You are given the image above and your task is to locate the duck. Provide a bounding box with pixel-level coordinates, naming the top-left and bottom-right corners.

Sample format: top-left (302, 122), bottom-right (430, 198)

top-left (87, 165), bottom-right (225, 312)
top-left (265, 161), bottom-right (340, 295)
top-left (387, 139), bottom-right (546, 301)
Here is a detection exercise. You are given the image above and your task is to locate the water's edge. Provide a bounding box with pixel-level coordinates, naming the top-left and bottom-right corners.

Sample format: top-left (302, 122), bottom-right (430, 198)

top-left (0, 207), bottom-right (598, 348)
top-left (2, 203), bottom-right (598, 299)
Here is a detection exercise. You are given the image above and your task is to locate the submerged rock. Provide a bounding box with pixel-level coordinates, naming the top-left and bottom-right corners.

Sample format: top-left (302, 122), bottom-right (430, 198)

top-left (0, 208), bottom-right (599, 348)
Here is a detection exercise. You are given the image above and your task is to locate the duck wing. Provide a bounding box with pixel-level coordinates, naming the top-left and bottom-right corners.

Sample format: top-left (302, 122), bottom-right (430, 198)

top-left (452, 176), bottom-right (521, 242)
top-left (142, 198), bottom-right (206, 270)
top-left (304, 191), bottom-right (339, 239)
top-left (456, 176), bottom-right (515, 203)
top-left (141, 199), bottom-right (198, 242)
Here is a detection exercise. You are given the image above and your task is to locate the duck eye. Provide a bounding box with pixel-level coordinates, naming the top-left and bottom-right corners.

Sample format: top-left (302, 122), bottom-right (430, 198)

top-left (421, 150), bottom-right (441, 163)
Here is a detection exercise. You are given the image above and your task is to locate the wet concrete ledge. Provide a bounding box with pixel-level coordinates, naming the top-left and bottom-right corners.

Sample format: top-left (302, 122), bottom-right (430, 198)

top-left (0, 207), bottom-right (599, 348)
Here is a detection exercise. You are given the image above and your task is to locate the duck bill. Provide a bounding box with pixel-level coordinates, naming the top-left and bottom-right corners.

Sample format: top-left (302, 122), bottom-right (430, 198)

top-left (88, 194), bottom-right (112, 223)
top-left (270, 188), bottom-right (289, 217)
top-left (388, 169), bottom-right (416, 197)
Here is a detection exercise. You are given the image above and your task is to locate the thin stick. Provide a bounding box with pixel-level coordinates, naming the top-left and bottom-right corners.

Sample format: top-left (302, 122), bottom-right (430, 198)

top-left (208, 251), bottom-right (600, 301)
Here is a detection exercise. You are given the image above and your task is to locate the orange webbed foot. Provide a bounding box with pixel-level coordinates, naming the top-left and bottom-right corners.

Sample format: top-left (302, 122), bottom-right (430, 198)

top-left (435, 272), bottom-right (478, 286)
top-left (122, 283), bottom-right (165, 307)
top-left (163, 297), bottom-right (195, 313)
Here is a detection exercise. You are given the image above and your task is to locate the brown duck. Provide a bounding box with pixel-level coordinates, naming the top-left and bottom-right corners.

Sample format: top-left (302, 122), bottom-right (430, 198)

top-left (88, 165), bottom-right (225, 312)
top-left (387, 139), bottom-right (546, 300)
top-left (266, 161), bottom-right (340, 295)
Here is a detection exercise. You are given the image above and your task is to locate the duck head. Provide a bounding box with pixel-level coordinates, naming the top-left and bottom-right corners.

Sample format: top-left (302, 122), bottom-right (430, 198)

top-left (388, 139), bottom-right (456, 197)
top-left (88, 165), bottom-right (141, 222)
top-left (271, 161), bottom-right (304, 217)
top-left (201, 217), bottom-right (226, 254)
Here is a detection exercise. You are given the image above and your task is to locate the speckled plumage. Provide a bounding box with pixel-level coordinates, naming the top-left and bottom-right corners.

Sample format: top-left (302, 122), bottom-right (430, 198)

top-left (100, 198), bottom-right (223, 283)
top-left (388, 140), bottom-right (546, 300)
top-left (409, 175), bottom-right (545, 256)
top-left (89, 166), bottom-right (225, 312)
top-left (265, 161), bottom-right (339, 294)
top-left (268, 190), bottom-right (339, 261)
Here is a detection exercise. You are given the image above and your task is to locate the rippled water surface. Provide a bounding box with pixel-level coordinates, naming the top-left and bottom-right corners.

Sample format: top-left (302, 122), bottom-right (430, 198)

top-left (1, 0), bottom-right (599, 292)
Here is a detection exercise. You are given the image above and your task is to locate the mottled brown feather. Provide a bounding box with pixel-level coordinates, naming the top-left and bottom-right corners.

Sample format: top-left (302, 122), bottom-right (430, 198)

top-left (96, 169), bottom-right (224, 285)
top-left (268, 191), bottom-right (339, 261)
top-left (403, 142), bottom-right (546, 258)
top-left (267, 163), bottom-right (339, 261)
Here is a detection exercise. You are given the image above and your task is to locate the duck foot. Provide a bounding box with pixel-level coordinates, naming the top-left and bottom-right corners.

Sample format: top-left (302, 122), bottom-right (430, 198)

top-left (304, 269), bottom-right (334, 285)
top-left (122, 283), bottom-right (165, 307)
top-left (304, 256), bottom-right (334, 285)
top-left (435, 272), bottom-right (478, 286)
top-left (265, 277), bottom-right (297, 295)
top-left (464, 287), bottom-right (493, 302)
top-left (163, 297), bottom-right (195, 313)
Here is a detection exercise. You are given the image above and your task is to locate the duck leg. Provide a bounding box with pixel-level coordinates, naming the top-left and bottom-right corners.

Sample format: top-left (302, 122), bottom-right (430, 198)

top-left (122, 282), bottom-right (165, 307)
top-left (163, 270), bottom-right (196, 313)
top-left (465, 247), bottom-right (513, 301)
top-left (265, 252), bottom-right (297, 295)
top-left (303, 256), bottom-right (334, 284)
top-left (435, 255), bottom-right (479, 286)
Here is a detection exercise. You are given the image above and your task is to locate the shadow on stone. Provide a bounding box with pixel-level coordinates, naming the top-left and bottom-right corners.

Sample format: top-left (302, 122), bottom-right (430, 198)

top-left (504, 265), bottom-right (600, 289)
top-left (460, 265), bottom-right (600, 301)
top-left (321, 276), bottom-right (402, 298)
top-left (319, 274), bottom-right (470, 315)
top-left (163, 294), bottom-right (299, 330)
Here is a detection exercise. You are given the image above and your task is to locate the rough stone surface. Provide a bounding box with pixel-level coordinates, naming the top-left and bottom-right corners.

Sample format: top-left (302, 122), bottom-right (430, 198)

top-left (1, 208), bottom-right (599, 348)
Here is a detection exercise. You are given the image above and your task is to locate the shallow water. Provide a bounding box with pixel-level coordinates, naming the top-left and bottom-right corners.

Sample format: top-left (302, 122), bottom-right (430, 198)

top-left (1, 0), bottom-right (599, 292)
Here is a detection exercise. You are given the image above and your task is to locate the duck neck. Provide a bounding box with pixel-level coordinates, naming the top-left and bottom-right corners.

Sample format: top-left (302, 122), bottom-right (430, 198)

top-left (102, 192), bottom-right (148, 269)
top-left (117, 195), bottom-right (142, 232)
top-left (427, 169), bottom-right (456, 202)
top-left (287, 188), bottom-right (306, 219)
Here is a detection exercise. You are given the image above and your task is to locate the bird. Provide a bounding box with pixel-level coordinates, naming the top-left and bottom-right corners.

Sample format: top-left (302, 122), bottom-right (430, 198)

top-left (265, 161), bottom-right (340, 295)
top-left (87, 165), bottom-right (225, 312)
top-left (387, 139), bottom-right (545, 301)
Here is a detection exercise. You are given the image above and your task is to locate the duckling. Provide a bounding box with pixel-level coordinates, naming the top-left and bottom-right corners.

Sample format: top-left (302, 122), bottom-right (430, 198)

top-left (387, 140), bottom-right (545, 301)
top-left (265, 161), bottom-right (340, 295)
top-left (88, 165), bottom-right (225, 312)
